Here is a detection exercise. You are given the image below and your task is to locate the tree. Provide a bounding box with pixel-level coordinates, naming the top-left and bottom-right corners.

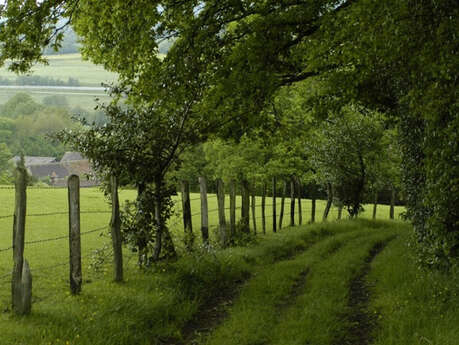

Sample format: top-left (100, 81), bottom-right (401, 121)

top-left (1, 0), bottom-right (457, 268)
top-left (308, 104), bottom-right (385, 217)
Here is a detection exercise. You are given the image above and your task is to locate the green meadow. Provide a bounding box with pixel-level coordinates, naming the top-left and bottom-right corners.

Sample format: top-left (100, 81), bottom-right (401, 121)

top-left (0, 54), bottom-right (117, 87)
top-left (0, 187), bottom-right (456, 345)
top-left (0, 54), bottom-right (115, 110)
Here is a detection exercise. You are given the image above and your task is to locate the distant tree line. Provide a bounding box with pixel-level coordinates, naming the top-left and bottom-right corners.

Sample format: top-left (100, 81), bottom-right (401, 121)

top-left (0, 75), bottom-right (80, 87)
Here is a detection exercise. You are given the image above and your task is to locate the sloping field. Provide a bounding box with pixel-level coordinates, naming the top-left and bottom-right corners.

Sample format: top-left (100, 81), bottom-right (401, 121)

top-left (0, 54), bottom-right (117, 87)
top-left (1, 187), bottom-right (455, 345)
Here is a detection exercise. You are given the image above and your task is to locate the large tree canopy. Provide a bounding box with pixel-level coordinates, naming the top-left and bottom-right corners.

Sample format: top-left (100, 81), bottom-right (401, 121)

top-left (1, 0), bottom-right (457, 268)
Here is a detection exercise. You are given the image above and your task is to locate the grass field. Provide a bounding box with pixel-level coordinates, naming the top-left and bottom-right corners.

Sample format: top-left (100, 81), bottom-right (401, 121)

top-left (0, 87), bottom-right (111, 112)
top-left (1, 187), bottom-right (455, 345)
top-left (0, 54), bottom-right (117, 87)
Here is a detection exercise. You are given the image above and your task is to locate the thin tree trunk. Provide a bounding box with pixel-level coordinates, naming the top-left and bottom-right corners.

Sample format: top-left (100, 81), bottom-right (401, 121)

top-left (241, 179), bottom-right (250, 233)
top-left (251, 193), bottom-right (257, 234)
top-left (390, 187), bottom-right (396, 219)
top-left (323, 183), bottom-right (333, 221)
top-left (261, 182), bottom-right (266, 234)
top-left (279, 180), bottom-right (286, 229)
top-left (199, 177), bottom-right (209, 245)
top-left (230, 180), bottom-right (236, 238)
top-left (272, 177), bottom-right (277, 233)
top-left (372, 191), bottom-right (378, 220)
top-left (181, 180), bottom-right (193, 251)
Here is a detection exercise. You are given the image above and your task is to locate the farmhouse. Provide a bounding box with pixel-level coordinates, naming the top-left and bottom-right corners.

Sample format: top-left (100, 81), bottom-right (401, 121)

top-left (12, 152), bottom-right (97, 187)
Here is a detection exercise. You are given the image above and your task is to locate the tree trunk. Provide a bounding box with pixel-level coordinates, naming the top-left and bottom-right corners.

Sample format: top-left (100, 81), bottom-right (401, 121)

top-left (217, 179), bottom-right (228, 246)
top-left (290, 178), bottom-right (295, 227)
top-left (199, 177), bottom-right (209, 245)
top-left (230, 180), bottom-right (236, 238)
top-left (279, 180), bottom-right (286, 229)
top-left (272, 177), bottom-right (277, 233)
top-left (297, 177), bottom-right (302, 225)
top-left (251, 193), bottom-right (257, 234)
top-left (390, 187), bottom-right (396, 220)
top-left (322, 183), bottom-right (333, 221)
top-left (153, 177), bottom-right (176, 261)
top-left (110, 175), bottom-right (123, 282)
top-left (241, 179), bottom-right (250, 233)
top-left (181, 180), bottom-right (193, 251)
top-left (372, 191), bottom-right (378, 220)
top-left (261, 182), bottom-right (266, 234)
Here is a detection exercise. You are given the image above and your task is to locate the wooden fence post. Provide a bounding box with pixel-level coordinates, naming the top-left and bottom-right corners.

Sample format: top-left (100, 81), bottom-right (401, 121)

top-left (290, 178), bottom-right (295, 227)
top-left (279, 180), bottom-right (286, 229)
top-left (110, 175), bottom-right (123, 282)
top-left (272, 177), bottom-right (277, 233)
top-left (241, 179), bottom-right (250, 233)
top-left (372, 191), bottom-right (378, 220)
top-left (181, 180), bottom-right (193, 250)
top-left (199, 177), bottom-right (209, 245)
top-left (217, 179), bottom-right (227, 246)
top-left (12, 160), bottom-right (32, 315)
top-left (297, 178), bottom-right (302, 226)
top-left (310, 184), bottom-right (317, 224)
top-left (261, 182), bottom-right (266, 234)
top-left (230, 180), bottom-right (236, 239)
top-left (251, 193), bottom-right (257, 235)
top-left (68, 175), bottom-right (82, 295)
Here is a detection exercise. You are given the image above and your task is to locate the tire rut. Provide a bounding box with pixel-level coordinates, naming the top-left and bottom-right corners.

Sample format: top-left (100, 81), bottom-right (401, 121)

top-left (335, 236), bottom-right (396, 345)
top-left (162, 231), bottom-right (335, 345)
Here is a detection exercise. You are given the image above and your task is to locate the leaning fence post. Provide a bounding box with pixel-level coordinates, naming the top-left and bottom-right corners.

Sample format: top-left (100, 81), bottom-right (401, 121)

top-left (110, 175), bottom-right (123, 282)
top-left (12, 158), bottom-right (32, 315)
top-left (199, 177), bottom-right (209, 245)
top-left (279, 180), bottom-right (286, 229)
top-left (68, 175), bottom-right (82, 295)
top-left (181, 180), bottom-right (194, 250)
top-left (216, 179), bottom-right (227, 247)
top-left (272, 177), bottom-right (277, 233)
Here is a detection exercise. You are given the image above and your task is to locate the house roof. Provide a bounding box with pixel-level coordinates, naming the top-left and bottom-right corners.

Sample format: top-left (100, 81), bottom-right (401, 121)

top-left (12, 156), bottom-right (57, 166)
top-left (61, 152), bottom-right (84, 162)
top-left (28, 163), bottom-right (69, 179)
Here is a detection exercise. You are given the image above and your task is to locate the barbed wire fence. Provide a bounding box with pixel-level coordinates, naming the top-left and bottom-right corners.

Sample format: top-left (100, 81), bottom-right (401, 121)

top-left (0, 182), bottom-right (347, 307)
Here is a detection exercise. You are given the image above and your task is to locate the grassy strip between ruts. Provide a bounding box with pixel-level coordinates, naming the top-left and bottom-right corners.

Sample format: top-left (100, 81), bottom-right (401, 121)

top-left (0, 221), bottom-right (354, 345)
top-left (267, 228), bottom-right (399, 345)
top-left (367, 231), bottom-right (459, 345)
top-left (205, 228), bottom-right (377, 345)
top-left (207, 221), bottom-right (401, 345)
